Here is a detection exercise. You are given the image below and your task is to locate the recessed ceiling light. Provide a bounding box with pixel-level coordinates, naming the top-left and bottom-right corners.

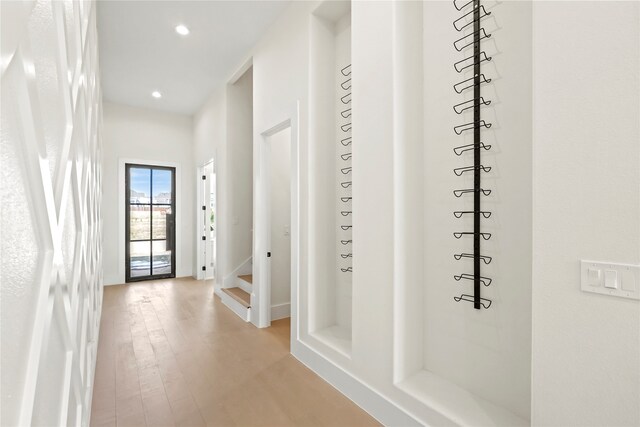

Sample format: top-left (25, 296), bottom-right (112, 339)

top-left (175, 24), bottom-right (190, 36)
top-left (151, 91), bottom-right (162, 99)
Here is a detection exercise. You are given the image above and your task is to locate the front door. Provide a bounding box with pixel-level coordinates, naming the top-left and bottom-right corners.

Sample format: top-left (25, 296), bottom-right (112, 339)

top-left (125, 164), bottom-right (176, 282)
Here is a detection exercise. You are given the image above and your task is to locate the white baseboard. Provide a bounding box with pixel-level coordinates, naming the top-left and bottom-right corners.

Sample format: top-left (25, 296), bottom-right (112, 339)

top-left (271, 302), bottom-right (290, 321)
top-left (214, 286), bottom-right (223, 298)
top-left (103, 275), bottom-right (192, 286)
top-left (291, 339), bottom-right (423, 427)
top-left (103, 281), bottom-right (120, 286)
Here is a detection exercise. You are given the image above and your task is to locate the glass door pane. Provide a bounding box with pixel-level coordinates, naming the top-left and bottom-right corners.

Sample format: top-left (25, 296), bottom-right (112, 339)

top-left (130, 167), bottom-right (151, 203)
top-left (152, 240), bottom-right (172, 275)
top-left (130, 205), bottom-right (151, 240)
top-left (151, 205), bottom-right (171, 240)
top-left (152, 169), bottom-right (172, 204)
top-left (130, 241), bottom-right (150, 278)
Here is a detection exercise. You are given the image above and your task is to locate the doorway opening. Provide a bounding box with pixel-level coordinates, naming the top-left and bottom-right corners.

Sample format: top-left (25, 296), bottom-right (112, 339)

top-left (254, 110), bottom-right (299, 331)
top-left (267, 127), bottom-right (292, 323)
top-left (125, 164), bottom-right (176, 282)
top-left (199, 160), bottom-right (216, 280)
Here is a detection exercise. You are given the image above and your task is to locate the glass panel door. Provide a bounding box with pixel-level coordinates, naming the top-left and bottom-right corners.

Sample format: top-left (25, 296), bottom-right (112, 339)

top-left (126, 164), bottom-right (176, 282)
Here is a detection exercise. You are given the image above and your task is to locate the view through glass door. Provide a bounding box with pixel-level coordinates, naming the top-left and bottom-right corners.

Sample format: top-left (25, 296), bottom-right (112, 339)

top-left (126, 164), bottom-right (176, 282)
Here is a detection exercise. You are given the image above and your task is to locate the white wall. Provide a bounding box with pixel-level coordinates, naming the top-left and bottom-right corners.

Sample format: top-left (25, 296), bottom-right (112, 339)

top-left (193, 88), bottom-right (227, 286)
top-left (307, 1), bottom-right (353, 351)
top-left (261, 1), bottom-right (639, 426)
top-left (268, 128), bottom-right (292, 308)
top-left (188, 1), bottom-right (640, 425)
top-left (350, 0), bottom-right (395, 386)
top-left (333, 10), bottom-right (353, 339)
top-left (192, 66), bottom-right (253, 291)
top-left (251, 2), bottom-right (311, 331)
top-left (308, 10), bottom-right (338, 334)
top-left (102, 102), bottom-right (194, 284)
top-left (1, 1), bottom-right (103, 425)
top-left (531, 2), bottom-right (640, 425)
top-left (414, 0), bottom-right (533, 421)
top-left (226, 68), bottom-right (254, 276)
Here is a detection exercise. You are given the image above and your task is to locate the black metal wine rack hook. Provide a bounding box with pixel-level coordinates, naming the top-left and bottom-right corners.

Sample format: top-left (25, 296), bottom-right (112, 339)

top-left (452, 0), bottom-right (494, 310)
top-left (339, 64), bottom-right (353, 275)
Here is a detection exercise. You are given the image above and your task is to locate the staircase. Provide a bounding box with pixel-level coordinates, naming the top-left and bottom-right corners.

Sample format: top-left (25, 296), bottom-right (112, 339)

top-left (220, 274), bottom-right (253, 322)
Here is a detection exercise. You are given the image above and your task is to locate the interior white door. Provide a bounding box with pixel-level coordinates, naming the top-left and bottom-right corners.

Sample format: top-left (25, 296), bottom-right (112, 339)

top-left (199, 161), bottom-right (215, 280)
top-left (204, 162), bottom-right (215, 279)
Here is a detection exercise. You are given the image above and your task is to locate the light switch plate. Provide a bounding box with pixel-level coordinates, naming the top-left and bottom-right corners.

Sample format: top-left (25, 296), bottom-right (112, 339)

top-left (581, 260), bottom-right (640, 300)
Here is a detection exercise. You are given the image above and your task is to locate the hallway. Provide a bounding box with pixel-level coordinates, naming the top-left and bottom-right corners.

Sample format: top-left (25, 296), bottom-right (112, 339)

top-left (2, 1), bottom-right (639, 425)
top-left (90, 278), bottom-right (379, 427)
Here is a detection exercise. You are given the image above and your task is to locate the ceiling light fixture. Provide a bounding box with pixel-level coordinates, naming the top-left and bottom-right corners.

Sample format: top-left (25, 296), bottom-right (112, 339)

top-left (175, 24), bottom-right (190, 36)
top-left (151, 91), bottom-right (162, 99)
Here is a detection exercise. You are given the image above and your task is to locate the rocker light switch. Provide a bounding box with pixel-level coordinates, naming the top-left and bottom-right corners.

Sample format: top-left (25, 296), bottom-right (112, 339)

top-left (604, 270), bottom-right (618, 289)
top-left (581, 260), bottom-right (640, 300)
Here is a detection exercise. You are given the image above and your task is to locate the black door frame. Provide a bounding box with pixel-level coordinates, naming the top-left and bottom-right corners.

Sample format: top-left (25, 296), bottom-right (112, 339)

top-left (125, 163), bottom-right (176, 282)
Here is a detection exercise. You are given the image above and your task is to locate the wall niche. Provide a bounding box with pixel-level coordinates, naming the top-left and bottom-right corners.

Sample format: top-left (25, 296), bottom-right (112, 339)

top-left (392, 1), bottom-right (533, 425)
top-left (307, 0), bottom-right (353, 357)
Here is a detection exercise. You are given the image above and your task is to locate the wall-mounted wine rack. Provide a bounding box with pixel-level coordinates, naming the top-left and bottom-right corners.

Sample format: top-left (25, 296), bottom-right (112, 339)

top-left (340, 64), bottom-right (353, 274)
top-left (452, 0), bottom-right (494, 309)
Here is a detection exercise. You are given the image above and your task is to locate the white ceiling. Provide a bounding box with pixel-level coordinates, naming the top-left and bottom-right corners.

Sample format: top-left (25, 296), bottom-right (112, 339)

top-left (97, 1), bottom-right (291, 115)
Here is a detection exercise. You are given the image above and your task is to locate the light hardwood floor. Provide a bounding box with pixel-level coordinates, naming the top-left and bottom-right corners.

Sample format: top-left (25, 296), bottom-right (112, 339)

top-left (90, 277), bottom-right (380, 427)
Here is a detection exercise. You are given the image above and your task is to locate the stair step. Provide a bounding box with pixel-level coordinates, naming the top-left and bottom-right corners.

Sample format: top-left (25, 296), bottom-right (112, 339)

top-left (235, 274), bottom-right (252, 294)
top-left (222, 287), bottom-right (250, 308)
top-left (238, 274), bottom-right (253, 284)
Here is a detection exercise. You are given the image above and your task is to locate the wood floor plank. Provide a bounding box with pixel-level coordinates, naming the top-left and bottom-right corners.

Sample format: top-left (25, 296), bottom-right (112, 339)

top-left (91, 277), bottom-right (380, 427)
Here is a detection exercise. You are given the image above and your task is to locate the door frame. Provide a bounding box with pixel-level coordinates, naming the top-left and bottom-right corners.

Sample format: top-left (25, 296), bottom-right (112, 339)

top-left (125, 163), bottom-right (176, 282)
top-left (253, 102), bottom-right (300, 329)
top-left (118, 158), bottom-right (182, 284)
top-left (196, 158), bottom-right (216, 281)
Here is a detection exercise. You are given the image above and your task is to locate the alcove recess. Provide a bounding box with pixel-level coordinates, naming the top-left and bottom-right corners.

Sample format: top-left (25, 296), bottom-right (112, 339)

top-left (307, 0), bottom-right (353, 357)
top-left (392, 1), bottom-right (532, 425)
